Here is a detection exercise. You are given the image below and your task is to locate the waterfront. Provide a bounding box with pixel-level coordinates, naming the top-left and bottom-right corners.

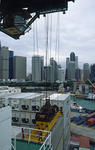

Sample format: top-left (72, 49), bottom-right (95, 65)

top-left (71, 96), bottom-right (95, 110)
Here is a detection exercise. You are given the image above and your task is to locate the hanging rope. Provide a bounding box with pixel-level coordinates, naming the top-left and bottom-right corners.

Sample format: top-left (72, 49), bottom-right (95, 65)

top-left (35, 20), bottom-right (39, 55)
top-left (57, 12), bottom-right (60, 64)
top-left (49, 14), bottom-right (52, 61)
top-left (33, 22), bottom-right (36, 55)
top-left (44, 15), bottom-right (49, 98)
top-left (55, 12), bottom-right (60, 63)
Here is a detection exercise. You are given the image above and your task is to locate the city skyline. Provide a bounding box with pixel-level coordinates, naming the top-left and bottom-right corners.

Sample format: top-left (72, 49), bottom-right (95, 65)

top-left (0, 43), bottom-right (95, 73)
top-left (0, 0), bottom-right (95, 73)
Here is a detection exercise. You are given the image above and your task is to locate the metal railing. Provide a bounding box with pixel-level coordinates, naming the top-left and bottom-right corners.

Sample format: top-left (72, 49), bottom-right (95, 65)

top-left (12, 126), bottom-right (52, 150)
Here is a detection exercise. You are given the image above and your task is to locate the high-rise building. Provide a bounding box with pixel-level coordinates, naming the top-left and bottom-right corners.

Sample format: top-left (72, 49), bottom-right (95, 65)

top-left (83, 63), bottom-right (89, 82)
top-left (13, 56), bottom-right (26, 80)
top-left (68, 61), bottom-right (76, 81)
top-left (65, 57), bottom-right (69, 80)
top-left (50, 57), bottom-right (58, 82)
top-left (75, 68), bottom-right (81, 81)
top-left (90, 64), bottom-right (95, 81)
top-left (0, 46), bottom-right (9, 80)
top-left (75, 56), bottom-right (78, 69)
top-left (44, 65), bottom-right (52, 82)
top-left (58, 68), bottom-right (65, 82)
top-left (70, 52), bottom-right (75, 61)
top-left (66, 52), bottom-right (79, 81)
top-left (66, 57), bottom-right (69, 69)
top-left (9, 51), bottom-right (14, 80)
top-left (32, 55), bottom-right (44, 82)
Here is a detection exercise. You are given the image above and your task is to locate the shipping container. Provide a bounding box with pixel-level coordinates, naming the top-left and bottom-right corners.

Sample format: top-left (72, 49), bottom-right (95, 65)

top-left (87, 118), bottom-right (95, 126)
top-left (71, 136), bottom-right (80, 143)
top-left (86, 112), bottom-right (95, 120)
top-left (80, 136), bottom-right (90, 149)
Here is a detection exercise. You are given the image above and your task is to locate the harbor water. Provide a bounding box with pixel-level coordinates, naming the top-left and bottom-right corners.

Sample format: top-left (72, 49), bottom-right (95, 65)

top-left (71, 96), bottom-right (95, 110)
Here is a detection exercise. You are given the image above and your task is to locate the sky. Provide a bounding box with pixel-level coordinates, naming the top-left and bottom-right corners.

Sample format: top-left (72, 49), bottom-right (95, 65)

top-left (0, 0), bottom-right (95, 74)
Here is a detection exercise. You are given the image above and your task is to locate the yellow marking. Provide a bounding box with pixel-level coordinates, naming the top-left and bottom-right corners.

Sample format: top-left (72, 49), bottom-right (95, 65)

top-left (25, 111), bottom-right (63, 143)
top-left (5, 27), bottom-right (22, 35)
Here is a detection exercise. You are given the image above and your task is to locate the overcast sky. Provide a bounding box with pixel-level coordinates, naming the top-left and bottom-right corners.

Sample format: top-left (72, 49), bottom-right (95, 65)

top-left (0, 0), bottom-right (95, 74)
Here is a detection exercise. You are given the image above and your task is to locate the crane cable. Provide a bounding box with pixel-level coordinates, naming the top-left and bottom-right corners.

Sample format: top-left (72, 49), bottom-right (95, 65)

top-left (49, 14), bottom-right (52, 60)
top-left (35, 20), bottom-right (39, 55)
top-left (45, 15), bottom-right (49, 98)
top-left (55, 12), bottom-right (60, 64)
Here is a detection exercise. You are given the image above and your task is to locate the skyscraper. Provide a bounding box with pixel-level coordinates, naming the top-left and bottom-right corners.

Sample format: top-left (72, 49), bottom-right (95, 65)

top-left (66, 52), bottom-right (76, 81)
top-left (50, 57), bottom-right (58, 82)
top-left (75, 56), bottom-right (78, 69)
top-left (68, 61), bottom-right (76, 81)
top-left (90, 64), bottom-right (95, 81)
top-left (32, 55), bottom-right (44, 82)
top-left (66, 57), bottom-right (69, 69)
top-left (44, 65), bottom-right (52, 82)
top-left (70, 52), bottom-right (75, 61)
top-left (58, 68), bottom-right (65, 82)
top-left (13, 56), bottom-right (26, 80)
top-left (0, 46), bottom-right (9, 80)
top-left (75, 68), bottom-right (81, 81)
top-left (65, 57), bottom-right (69, 80)
top-left (83, 63), bottom-right (89, 82)
top-left (9, 51), bottom-right (14, 80)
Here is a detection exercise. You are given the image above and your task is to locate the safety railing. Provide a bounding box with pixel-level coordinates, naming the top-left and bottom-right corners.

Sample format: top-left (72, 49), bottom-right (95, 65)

top-left (12, 126), bottom-right (52, 150)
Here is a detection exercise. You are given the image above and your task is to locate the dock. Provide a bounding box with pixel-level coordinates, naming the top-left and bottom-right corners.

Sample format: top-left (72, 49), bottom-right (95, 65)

top-left (71, 112), bottom-right (95, 142)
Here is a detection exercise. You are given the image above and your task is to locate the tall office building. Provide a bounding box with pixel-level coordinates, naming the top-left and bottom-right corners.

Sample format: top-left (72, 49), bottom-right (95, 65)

top-left (70, 52), bottom-right (75, 61)
top-left (44, 65), bottom-right (52, 82)
top-left (66, 57), bottom-right (69, 69)
top-left (9, 51), bottom-right (14, 79)
top-left (66, 52), bottom-right (77, 81)
top-left (65, 57), bottom-right (69, 80)
top-left (50, 57), bottom-right (58, 82)
top-left (13, 56), bottom-right (26, 80)
top-left (83, 63), bottom-right (89, 82)
top-left (75, 68), bottom-right (81, 81)
top-left (68, 61), bottom-right (76, 81)
top-left (90, 64), bottom-right (95, 81)
top-left (32, 55), bottom-right (44, 82)
top-left (0, 46), bottom-right (9, 80)
top-left (58, 68), bottom-right (65, 82)
top-left (75, 56), bottom-right (78, 69)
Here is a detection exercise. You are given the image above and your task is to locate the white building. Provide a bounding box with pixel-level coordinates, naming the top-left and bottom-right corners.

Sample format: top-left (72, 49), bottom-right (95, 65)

top-left (13, 56), bottom-right (26, 80)
top-left (58, 68), bottom-right (65, 82)
top-left (0, 46), bottom-right (9, 80)
top-left (32, 55), bottom-right (44, 82)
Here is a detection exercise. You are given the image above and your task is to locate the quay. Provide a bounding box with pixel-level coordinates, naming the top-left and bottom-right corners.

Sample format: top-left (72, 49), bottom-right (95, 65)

top-left (71, 112), bottom-right (95, 142)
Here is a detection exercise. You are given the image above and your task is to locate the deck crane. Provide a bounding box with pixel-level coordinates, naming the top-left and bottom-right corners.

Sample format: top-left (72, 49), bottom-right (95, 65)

top-left (87, 79), bottom-right (95, 92)
top-left (0, 0), bottom-right (75, 39)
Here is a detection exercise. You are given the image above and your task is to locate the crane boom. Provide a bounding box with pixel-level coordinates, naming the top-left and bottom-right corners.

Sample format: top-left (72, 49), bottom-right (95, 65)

top-left (87, 79), bottom-right (95, 89)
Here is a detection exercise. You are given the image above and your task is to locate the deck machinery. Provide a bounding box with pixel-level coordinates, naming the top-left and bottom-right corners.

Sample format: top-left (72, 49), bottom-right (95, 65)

top-left (0, 0), bottom-right (75, 39)
top-left (25, 98), bottom-right (63, 143)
